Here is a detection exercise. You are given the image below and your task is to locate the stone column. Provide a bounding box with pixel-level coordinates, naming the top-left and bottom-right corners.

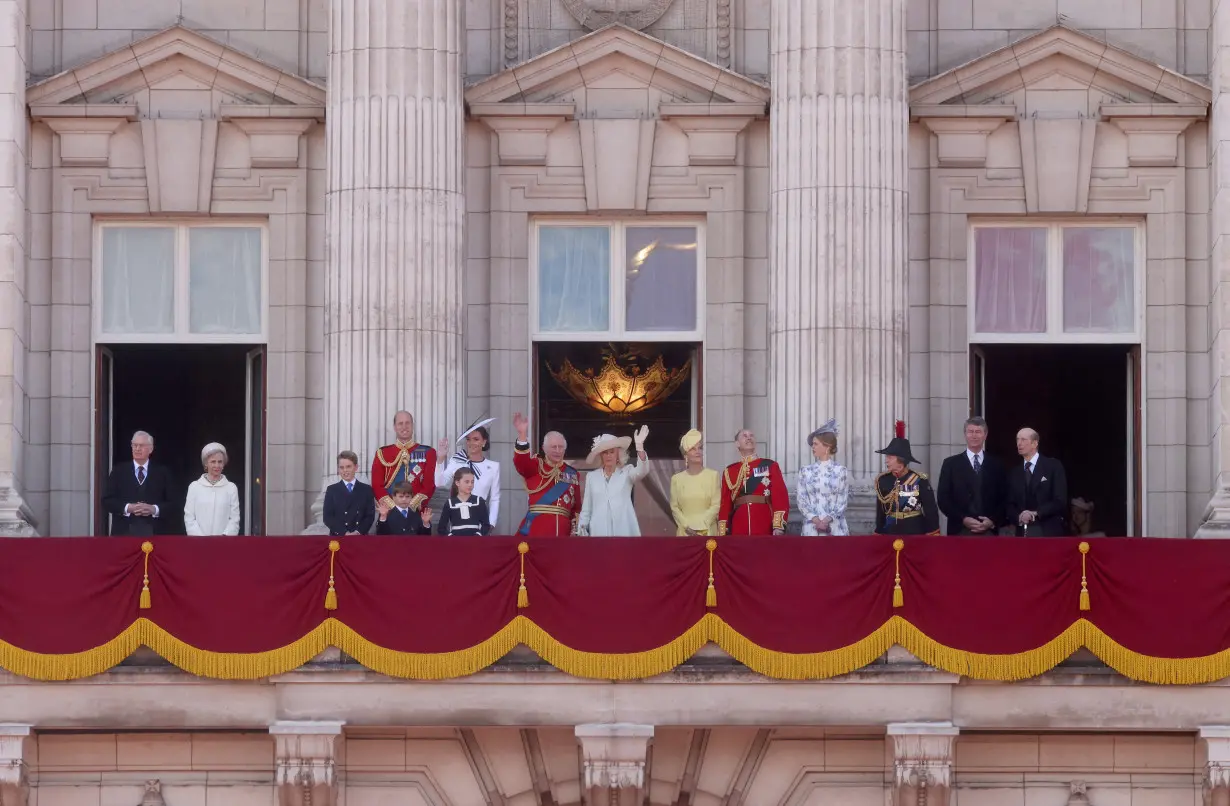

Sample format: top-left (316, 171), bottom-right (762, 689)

top-left (1202, 726), bottom-right (1230, 806)
top-left (575, 724), bottom-right (654, 806)
top-left (270, 721), bottom-right (344, 806)
top-left (0, 724), bottom-right (32, 806)
top-left (1198, 0), bottom-right (1230, 536)
top-left (312, 0), bottom-right (465, 523)
top-left (767, 0), bottom-right (909, 531)
top-left (888, 722), bottom-right (957, 806)
top-left (0, 0), bottom-right (35, 535)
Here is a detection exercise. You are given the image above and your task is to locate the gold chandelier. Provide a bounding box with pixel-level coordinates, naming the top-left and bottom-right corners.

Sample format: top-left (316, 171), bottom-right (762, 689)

top-left (549, 352), bottom-right (691, 416)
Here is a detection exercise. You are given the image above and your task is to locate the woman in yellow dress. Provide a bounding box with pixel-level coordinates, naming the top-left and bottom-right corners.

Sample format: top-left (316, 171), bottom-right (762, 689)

top-left (669, 429), bottom-right (720, 536)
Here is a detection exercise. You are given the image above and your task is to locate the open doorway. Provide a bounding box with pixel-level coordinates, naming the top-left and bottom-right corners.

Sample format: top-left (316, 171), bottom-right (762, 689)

top-left (94, 344), bottom-right (265, 536)
top-left (971, 344), bottom-right (1142, 536)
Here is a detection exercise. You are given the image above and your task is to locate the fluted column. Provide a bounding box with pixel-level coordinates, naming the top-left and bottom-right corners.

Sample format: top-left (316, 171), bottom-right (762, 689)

top-left (767, 0), bottom-right (909, 513)
top-left (317, 0), bottom-right (465, 509)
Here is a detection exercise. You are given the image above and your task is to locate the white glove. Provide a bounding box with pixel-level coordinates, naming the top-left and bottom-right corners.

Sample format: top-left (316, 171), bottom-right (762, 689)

top-left (634, 425), bottom-right (649, 451)
top-left (575, 525), bottom-right (589, 537)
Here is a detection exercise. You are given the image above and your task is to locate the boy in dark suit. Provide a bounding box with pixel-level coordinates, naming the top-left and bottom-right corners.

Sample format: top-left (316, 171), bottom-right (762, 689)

top-left (376, 481), bottom-right (433, 535)
top-left (101, 430), bottom-right (173, 537)
top-left (323, 451), bottom-right (376, 536)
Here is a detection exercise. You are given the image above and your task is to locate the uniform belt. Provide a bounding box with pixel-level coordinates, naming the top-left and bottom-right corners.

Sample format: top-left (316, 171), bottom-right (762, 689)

top-left (734, 495), bottom-right (768, 507)
top-left (889, 510), bottom-right (921, 519)
top-left (529, 504), bottom-right (570, 516)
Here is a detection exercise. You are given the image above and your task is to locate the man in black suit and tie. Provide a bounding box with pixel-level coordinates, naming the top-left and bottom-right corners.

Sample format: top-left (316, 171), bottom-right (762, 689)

top-left (101, 430), bottom-right (173, 537)
top-left (937, 416), bottom-right (1008, 535)
top-left (323, 451), bottom-right (376, 536)
top-left (1006, 427), bottom-right (1069, 536)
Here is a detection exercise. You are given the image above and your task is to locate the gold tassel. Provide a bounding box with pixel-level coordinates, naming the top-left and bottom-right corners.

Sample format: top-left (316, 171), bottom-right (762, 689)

top-left (705, 539), bottom-right (717, 607)
top-left (517, 542), bottom-right (529, 608)
top-left (324, 540), bottom-right (339, 611)
top-left (892, 539), bottom-right (904, 608)
top-left (1078, 541), bottom-right (1091, 611)
top-left (139, 541), bottom-right (153, 610)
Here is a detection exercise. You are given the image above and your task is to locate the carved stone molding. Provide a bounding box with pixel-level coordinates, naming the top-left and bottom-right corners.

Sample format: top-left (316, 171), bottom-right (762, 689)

top-left (503, 0), bottom-right (519, 67)
top-left (913, 104), bottom-right (1016, 168)
top-left (1100, 104), bottom-right (1204, 168)
top-left (227, 118), bottom-right (316, 169)
top-left (1068, 781), bottom-right (1091, 806)
top-left (888, 722), bottom-right (958, 806)
top-left (35, 114), bottom-right (132, 167)
top-left (470, 103), bottom-right (575, 166)
top-left (578, 119), bottom-right (656, 210)
top-left (561, 0), bottom-right (674, 31)
top-left (139, 780), bottom-right (165, 806)
top-left (1201, 727), bottom-right (1230, 806)
top-left (270, 721), bottom-right (344, 806)
top-left (0, 725), bottom-right (32, 806)
top-left (658, 103), bottom-right (762, 166)
top-left (1019, 117), bottom-right (1098, 213)
top-left (575, 724), bottom-right (653, 806)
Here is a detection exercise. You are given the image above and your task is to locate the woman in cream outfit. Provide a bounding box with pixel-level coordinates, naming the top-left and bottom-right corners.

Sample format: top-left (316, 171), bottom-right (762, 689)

top-left (669, 429), bottom-right (720, 536)
top-left (577, 426), bottom-right (650, 536)
top-left (183, 442), bottom-right (242, 536)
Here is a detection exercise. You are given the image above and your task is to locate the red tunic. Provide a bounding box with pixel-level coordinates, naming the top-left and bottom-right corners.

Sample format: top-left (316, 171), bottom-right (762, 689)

top-left (371, 441), bottom-right (437, 512)
top-left (513, 441), bottom-right (581, 536)
top-left (718, 456), bottom-right (788, 536)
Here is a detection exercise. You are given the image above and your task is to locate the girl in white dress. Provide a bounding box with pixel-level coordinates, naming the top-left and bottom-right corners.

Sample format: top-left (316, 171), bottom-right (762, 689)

top-left (436, 416), bottom-right (501, 526)
top-left (797, 419), bottom-right (850, 536)
top-left (577, 427), bottom-right (650, 537)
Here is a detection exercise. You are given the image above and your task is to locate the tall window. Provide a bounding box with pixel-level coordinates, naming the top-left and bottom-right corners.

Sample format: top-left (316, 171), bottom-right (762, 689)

top-left (532, 221), bottom-right (704, 341)
top-left (95, 223), bottom-right (266, 342)
top-left (970, 221), bottom-right (1142, 343)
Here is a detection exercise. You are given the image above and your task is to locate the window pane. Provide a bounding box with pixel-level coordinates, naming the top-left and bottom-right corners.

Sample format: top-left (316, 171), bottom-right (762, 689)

top-left (538, 226), bottom-right (610, 333)
top-left (974, 228), bottom-right (1047, 333)
top-left (189, 227), bottom-right (263, 335)
top-left (625, 226), bottom-right (698, 332)
top-left (101, 227), bottom-right (176, 334)
top-left (1063, 228), bottom-right (1134, 333)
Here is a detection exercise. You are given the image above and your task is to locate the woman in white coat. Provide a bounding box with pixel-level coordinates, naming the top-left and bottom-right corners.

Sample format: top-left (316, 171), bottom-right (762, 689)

top-left (183, 442), bottom-right (241, 536)
top-left (577, 426), bottom-right (650, 537)
top-left (435, 417), bottom-right (501, 527)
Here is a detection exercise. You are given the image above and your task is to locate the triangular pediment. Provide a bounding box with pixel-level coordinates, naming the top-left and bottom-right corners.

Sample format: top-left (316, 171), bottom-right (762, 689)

top-left (465, 24), bottom-right (770, 107)
top-left (27, 25), bottom-right (324, 109)
top-left (910, 25), bottom-right (1210, 107)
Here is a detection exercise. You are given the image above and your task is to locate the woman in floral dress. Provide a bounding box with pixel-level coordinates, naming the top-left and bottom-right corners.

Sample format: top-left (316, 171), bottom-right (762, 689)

top-left (797, 419), bottom-right (849, 536)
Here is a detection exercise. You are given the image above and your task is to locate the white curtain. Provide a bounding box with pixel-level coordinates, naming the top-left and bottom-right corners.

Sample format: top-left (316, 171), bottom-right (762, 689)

top-left (625, 227), bottom-right (698, 332)
top-left (189, 227), bottom-right (262, 335)
top-left (974, 228), bottom-right (1047, 334)
top-left (1062, 227), bottom-right (1134, 333)
top-left (101, 227), bottom-right (175, 334)
top-left (538, 226), bottom-right (610, 332)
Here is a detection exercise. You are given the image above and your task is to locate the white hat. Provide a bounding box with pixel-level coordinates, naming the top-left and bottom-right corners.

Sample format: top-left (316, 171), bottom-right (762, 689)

top-left (457, 416), bottom-right (497, 444)
top-left (586, 433), bottom-right (632, 465)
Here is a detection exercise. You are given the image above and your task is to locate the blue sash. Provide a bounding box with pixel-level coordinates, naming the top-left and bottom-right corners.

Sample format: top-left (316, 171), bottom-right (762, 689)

top-left (517, 473), bottom-right (575, 536)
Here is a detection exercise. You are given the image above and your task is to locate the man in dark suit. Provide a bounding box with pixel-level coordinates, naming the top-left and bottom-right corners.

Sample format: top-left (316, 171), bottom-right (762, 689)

top-left (323, 451), bottom-right (376, 536)
top-left (1006, 427), bottom-right (1069, 536)
top-left (101, 430), bottom-right (173, 537)
top-left (937, 416), bottom-right (1008, 535)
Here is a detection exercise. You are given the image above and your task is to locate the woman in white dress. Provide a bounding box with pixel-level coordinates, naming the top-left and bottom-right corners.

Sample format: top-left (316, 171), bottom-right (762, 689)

top-left (435, 416), bottom-right (501, 527)
top-left (577, 426), bottom-right (650, 537)
top-left (183, 442), bottom-right (241, 536)
top-left (797, 419), bottom-right (850, 536)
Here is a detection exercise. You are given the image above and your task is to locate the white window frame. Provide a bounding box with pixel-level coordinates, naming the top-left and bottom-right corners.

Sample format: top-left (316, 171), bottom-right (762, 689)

top-left (967, 219), bottom-right (1145, 345)
top-left (529, 218), bottom-right (707, 342)
top-left (92, 220), bottom-right (270, 344)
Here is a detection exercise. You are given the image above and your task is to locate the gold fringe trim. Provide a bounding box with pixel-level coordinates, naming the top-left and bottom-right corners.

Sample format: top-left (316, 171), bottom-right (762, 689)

top-left (4, 616), bottom-right (1230, 684)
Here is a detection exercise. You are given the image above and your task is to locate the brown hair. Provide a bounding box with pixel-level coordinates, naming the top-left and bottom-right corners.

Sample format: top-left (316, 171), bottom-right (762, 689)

top-left (391, 481), bottom-right (414, 496)
top-left (337, 450), bottom-right (359, 465)
top-left (811, 431), bottom-right (838, 457)
top-left (451, 466), bottom-right (476, 498)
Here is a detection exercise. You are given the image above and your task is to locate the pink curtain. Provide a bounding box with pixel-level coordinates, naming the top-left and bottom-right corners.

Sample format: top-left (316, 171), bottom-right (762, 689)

top-left (974, 228), bottom-right (1047, 334)
top-left (1062, 228), bottom-right (1134, 333)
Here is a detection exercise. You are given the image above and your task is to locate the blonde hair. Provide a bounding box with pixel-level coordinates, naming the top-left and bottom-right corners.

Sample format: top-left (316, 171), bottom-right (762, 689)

top-left (811, 431), bottom-right (837, 457)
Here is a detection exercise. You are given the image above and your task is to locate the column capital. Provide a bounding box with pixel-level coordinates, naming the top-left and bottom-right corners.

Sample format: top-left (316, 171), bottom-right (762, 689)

top-left (575, 724), bottom-right (654, 804)
top-left (0, 724), bottom-right (33, 806)
top-left (889, 723), bottom-right (958, 806)
top-left (1201, 727), bottom-right (1230, 805)
top-left (270, 721), bottom-right (344, 806)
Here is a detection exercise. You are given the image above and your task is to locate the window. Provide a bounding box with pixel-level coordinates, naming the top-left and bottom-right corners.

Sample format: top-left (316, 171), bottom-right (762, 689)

top-left (96, 223), bottom-right (267, 343)
top-left (969, 221), bottom-right (1142, 343)
top-left (532, 220), bottom-right (704, 340)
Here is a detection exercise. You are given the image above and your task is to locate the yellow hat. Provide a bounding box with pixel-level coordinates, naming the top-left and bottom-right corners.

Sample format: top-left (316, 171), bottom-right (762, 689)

top-left (679, 429), bottom-right (703, 455)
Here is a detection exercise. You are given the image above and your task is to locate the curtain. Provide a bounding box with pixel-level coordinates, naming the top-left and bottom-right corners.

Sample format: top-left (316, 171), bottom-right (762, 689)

top-left (189, 228), bottom-right (262, 335)
top-left (538, 226), bottom-right (610, 332)
top-left (101, 227), bottom-right (175, 334)
top-left (974, 228), bottom-right (1047, 334)
top-left (1062, 228), bottom-right (1134, 333)
top-left (625, 227), bottom-right (698, 332)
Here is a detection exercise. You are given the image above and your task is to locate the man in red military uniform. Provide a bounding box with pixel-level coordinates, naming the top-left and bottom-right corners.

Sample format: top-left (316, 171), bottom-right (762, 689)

top-left (512, 412), bottom-right (580, 537)
top-left (371, 410), bottom-right (437, 514)
top-left (718, 428), bottom-right (788, 536)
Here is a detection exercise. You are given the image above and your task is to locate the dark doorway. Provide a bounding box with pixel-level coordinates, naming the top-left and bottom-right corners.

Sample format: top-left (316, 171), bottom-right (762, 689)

top-left (95, 345), bottom-right (264, 536)
top-left (972, 343), bottom-right (1139, 537)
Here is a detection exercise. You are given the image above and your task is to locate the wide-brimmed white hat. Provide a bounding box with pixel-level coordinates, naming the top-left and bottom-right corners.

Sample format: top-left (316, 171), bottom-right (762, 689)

top-left (457, 416), bottom-right (496, 444)
top-left (586, 433), bottom-right (632, 464)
